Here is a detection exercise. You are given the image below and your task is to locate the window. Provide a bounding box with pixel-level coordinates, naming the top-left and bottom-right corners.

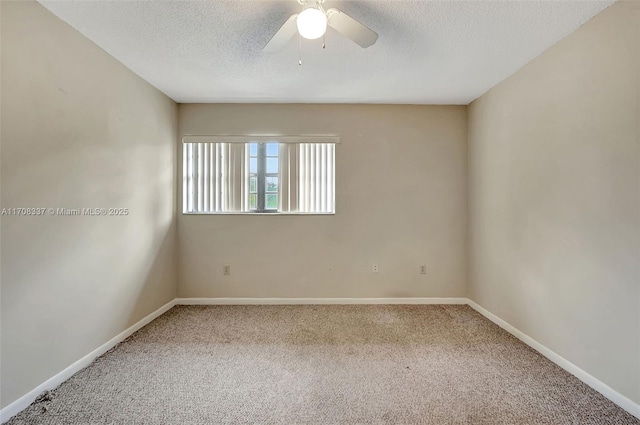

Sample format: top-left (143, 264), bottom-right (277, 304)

top-left (182, 136), bottom-right (337, 214)
top-left (248, 142), bottom-right (280, 212)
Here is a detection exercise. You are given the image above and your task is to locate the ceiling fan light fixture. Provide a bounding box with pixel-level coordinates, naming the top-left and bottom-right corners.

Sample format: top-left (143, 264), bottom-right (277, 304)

top-left (296, 7), bottom-right (327, 40)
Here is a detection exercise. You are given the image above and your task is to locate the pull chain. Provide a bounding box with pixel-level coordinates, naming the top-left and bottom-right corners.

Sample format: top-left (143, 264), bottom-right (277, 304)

top-left (322, 33), bottom-right (326, 49)
top-left (298, 34), bottom-right (302, 65)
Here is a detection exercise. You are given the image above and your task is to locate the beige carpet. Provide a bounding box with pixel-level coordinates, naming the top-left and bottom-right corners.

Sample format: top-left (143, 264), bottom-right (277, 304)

top-left (6, 305), bottom-right (639, 424)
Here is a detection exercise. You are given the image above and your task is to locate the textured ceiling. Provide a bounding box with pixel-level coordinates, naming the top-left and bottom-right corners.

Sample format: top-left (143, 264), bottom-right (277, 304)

top-left (39, 0), bottom-right (614, 104)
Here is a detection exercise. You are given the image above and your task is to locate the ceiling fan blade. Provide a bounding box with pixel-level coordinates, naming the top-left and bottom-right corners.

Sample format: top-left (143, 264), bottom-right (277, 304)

top-left (326, 8), bottom-right (378, 48)
top-left (264, 14), bottom-right (299, 53)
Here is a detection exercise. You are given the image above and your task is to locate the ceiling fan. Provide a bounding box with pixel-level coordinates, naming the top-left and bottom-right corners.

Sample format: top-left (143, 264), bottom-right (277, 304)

top-left (264, 0), bottom-right (378, 53)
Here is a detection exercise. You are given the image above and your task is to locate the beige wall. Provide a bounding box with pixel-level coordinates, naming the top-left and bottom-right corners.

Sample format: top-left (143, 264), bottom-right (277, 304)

top-left (0, 1), bottom-right (178, 409)
top-left (468, 0), bottom-right (639, 405)
top-left (178, 104), bottom-right (467, 298)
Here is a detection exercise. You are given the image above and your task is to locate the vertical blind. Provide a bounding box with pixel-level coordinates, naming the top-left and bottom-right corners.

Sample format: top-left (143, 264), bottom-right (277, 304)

top-left (183, 140), bottom-right (336, 214)
top-left (182, 143), bottom-right (248, 213)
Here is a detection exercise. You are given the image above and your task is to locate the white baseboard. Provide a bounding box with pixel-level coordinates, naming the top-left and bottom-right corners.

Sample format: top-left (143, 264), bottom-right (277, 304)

top-left (176, 297), bottom-right (468, 305)
top-left (0, 298), bottom-right (177, 424)
top-left (467, 299), bottom-right (640, 420)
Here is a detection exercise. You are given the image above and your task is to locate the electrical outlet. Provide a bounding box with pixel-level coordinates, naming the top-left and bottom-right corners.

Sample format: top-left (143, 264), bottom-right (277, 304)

top-left (420, 265), bottom-right (427, 275)
top-left (223, 265), bottom-right (231, 276)
top-left (372, 263), bottom-right (379, 273)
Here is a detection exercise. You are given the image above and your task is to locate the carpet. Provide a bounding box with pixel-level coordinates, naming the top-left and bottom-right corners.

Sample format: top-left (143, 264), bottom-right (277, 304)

top-left (6, 305), bottom-right (639, 424)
